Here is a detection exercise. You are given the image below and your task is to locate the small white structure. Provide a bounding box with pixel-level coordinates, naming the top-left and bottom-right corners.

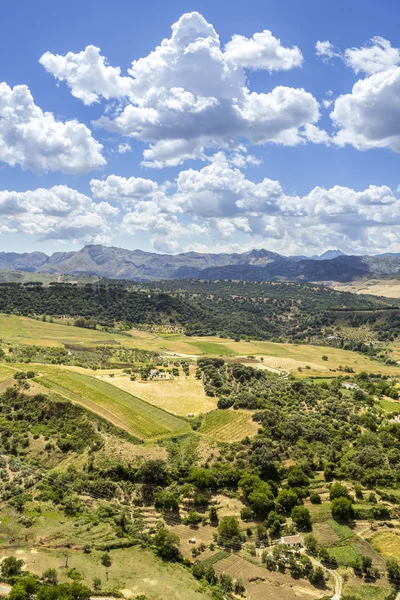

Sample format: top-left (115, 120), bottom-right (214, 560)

top-left (189, 538), bottom-right (196, 544)
top-left (280, 535), bottom-right (303, 548)
top-left (187, 413), bottom-right (195, 418)
top-left (342, 382), bottom-right (360, 390)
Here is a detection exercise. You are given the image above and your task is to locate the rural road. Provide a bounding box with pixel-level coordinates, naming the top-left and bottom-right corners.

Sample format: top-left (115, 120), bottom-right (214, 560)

top-left (310, 557), bottom-right (342, 600)
top-left (0, 583), bottom-right (115, 599)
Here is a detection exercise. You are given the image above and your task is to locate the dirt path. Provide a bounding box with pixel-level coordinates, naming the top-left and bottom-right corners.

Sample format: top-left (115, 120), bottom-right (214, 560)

top-left (310, 557), bottom-right (342, 600)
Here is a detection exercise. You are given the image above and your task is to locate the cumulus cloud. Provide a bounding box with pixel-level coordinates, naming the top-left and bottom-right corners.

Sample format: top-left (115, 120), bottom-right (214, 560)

top-left (316, 37), bottom-right (400, 76)
top-left (41, 12), bottom-right (320, 167)
top-left (344, 37), bottom-right (400, 75)
top-left (331, 67), bottom-right (400, 151)
top-left (0, 82), bottom-right (105, 173)
top-left (40, 45), bottom-right (135, 105)
top-left (3, 162), bottom-right (400, 254)
top-left (0, 185), bottom-right (116, 243)
top-left (90, 174), bottom-right (158, 204)
top-left (0, 83), bottom-right (105, 173)
top-left (224, 30), bottom-right (303, 71)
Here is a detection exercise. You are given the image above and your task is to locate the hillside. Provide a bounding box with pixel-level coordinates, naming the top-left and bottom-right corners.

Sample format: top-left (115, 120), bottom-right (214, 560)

top-left (1, 280), bottom-right (400, 344)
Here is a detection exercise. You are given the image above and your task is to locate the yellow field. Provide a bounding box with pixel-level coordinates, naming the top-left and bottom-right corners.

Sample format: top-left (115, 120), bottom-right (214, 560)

top-left (99, 369), bottom-right (216, 416)
top-left (332, 279), bottom-right (400, 299)
top-left (372, 531), bottom-right (400, 559)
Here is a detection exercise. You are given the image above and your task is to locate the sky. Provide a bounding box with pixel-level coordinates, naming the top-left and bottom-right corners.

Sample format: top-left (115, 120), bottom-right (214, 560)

top-left (2, 0), bottom-right (400, 256)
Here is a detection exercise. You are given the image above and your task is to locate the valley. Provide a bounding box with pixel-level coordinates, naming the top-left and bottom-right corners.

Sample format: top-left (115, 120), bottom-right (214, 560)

top-left (0, 281), bottom-right (400, 600)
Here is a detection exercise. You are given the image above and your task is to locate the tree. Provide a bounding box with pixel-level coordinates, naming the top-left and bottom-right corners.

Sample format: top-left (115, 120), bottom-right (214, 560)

top-left (153, 528), bottom-right (181, 561)
top-left (139, 460), bottom-right (168, 485)
top-left (209, 506), bottom-right (218, 524)
top-left (276, 489), bottom-right (298, 513)
top-left (304, 533), bottom-right (318, 555)
top-left (92, 578), bottom-right (101, 592)
top-left (287, 466), bottom-right (309, 488)
top-left (329, 482), bottom-right (348, 500)
top-left (361, 555), bottom-right (372, 572)
top-left (331, 497), bottom-right (352, 521)
top-left (43, 569), bottom-right (58, 585)
top-left (1, 557), bottom-right (24, 579)
top-left (319, 548), bottom-right (330, 563)
top-left (218, 516), bottom-right (241, 548)
top-left (291, 506), bottom-right (312, 531)
top-left (386, 558), bottom-right (400, 585)
top-left (234, 578), bottom-right (245, 595)
top-left (101, 553), bottom-right (112, 568)
top-left (8, 579), bottom-right (38, 600)
top-left (219, 574), bottom-right (233, 593)
top-left (308, 566), bottom-right (325, 585)
top-left (248, 483), bottom-right (275, 518)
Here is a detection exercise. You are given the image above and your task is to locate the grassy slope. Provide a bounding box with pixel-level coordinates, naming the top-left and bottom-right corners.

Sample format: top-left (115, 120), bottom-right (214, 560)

top-left (33, 365), bottom-right (189, 440)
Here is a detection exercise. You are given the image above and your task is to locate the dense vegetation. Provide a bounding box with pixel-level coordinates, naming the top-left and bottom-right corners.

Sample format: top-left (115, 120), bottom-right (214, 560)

top-left (1, 280), bottom-right (400, 345)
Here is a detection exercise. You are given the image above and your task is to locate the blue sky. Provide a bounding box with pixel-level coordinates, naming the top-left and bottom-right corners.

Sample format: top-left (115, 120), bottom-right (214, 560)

top-left (1, 0), bottom-right (400, 255)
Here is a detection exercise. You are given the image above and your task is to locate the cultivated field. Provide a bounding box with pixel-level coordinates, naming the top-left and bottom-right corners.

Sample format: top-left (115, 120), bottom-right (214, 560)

top-left (100, 369), bottom-right (217, 416)
top-left (371, 531), bottom-right (400, 560)
top-left (32, 364), bottom-right (190, 440)
top-left (199, 409), bottom-right (259, 441)
top-left (332, 279), bottom-right (400, 299)
top-left (212, 553), bottom-right (328, 600)
top-left (2, 314), bottom-right (399, 377)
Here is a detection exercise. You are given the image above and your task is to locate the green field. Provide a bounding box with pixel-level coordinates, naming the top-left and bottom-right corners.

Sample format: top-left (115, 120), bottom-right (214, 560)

top-left (379, 397), bottom-right (400, 413)
top-left (198, 409), bottom-right (258, 441)
top-left (341, 584), bottom-right (393, 600)
top-left (33, 365), bottom-right (190, 440)
top-left (328, 543), bottom-right (363, 566)
top-left (186, 340), bottom-right (237, 355)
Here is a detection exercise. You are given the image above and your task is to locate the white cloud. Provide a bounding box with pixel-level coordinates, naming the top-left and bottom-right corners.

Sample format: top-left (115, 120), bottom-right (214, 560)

top-left (90, 174), bottom-right (158, 204)
top-left (0, 83), bottom-right (105, 173)
top-left (3, 164), bottom-right (400, 254)
top-left (224, 30), bottom-right (303, 71)
top-left (42, 12), bottom-right (320, 167)
top-left (0, 185), bottom-right (115, 243)
top-left (117, 143), bottom-right (131, 153)
top-left (344, 36), bottom-right (400, 75)
top-left (331, 66), bottom-right (400, 151)
top-left (40, 45), bottom-right (135, 105)
top-left (315, 40), bottom-right (341, 61)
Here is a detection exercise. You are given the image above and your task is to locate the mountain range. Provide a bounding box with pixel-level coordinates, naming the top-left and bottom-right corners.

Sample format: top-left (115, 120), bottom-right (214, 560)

top-left (0, 245), bottom-right (400, 283)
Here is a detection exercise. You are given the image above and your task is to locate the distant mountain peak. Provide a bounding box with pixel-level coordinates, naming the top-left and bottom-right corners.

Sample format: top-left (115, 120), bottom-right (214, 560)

top-left (317, 249), bottom-right (346, 261)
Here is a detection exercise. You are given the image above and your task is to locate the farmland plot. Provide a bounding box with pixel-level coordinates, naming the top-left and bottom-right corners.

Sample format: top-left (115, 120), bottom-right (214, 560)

top-left (34, 365), bottom-right (190, 440)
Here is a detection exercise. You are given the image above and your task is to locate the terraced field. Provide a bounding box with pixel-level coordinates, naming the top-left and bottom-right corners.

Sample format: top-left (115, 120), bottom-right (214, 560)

top-left (199, 409), bottom-right (258, 441)
top-left (34, 365), bottom-right (190, 440)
